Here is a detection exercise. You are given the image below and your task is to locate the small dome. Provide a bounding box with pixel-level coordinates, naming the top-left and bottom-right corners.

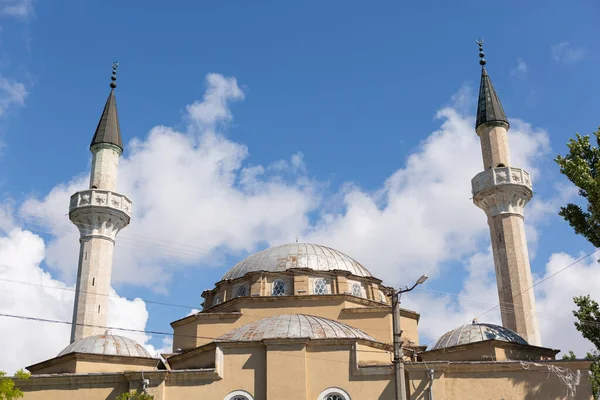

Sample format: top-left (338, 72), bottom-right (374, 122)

top-left (216, 314), bottom-right (378, 342)
top-left (222, 243), bottom-right (372, 281)
top-left (430, 321), bottom-right (528, 351)
top-left (58, 333), bottom-right (153, 358)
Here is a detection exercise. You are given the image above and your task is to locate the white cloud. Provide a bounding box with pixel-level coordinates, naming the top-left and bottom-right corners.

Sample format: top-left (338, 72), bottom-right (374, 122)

top-left (510, 57), bottom-right (528, 77)
top-left (0, 226), bottom-right (154, 374)
top-left (20, 74), bottom-right (317, 290)
top-left (303, 101), bottom-right (550, 287)
top-left (552, 42), bottom-right (587, 64)
top-left (0, 0), bottom-right (33, 19)
top-left (536, 252), bottom-right (600, 356)
top-left (0, 76), bottom-right (27, 116)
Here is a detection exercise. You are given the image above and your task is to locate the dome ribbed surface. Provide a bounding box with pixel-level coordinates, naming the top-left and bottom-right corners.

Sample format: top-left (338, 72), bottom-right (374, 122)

top-left (431, 322), bottom-right (528, 351)
top-left (216, 314), bottom-right (378, 342)
top-left (222, 243), bottom-right (372, 281)
top-left (58, 333), bottom-right (153, 358)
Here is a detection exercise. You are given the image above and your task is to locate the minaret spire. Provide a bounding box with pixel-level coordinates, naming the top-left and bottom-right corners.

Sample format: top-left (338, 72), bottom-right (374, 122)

top-left (68, 63), bottom-right (132, 343)
top-left (470, 41), bottom-right (541, 346)
top-left (475, 39), bottom-right (509, 131)
top-left (90, 62), bottom-right (123, 152)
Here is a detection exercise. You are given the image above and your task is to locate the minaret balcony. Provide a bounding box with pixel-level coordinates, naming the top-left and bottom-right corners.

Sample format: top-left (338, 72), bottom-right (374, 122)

top-left (471, 167), bottom-right (533, 218)
top-left (69, 189), bottom-right (132, 217)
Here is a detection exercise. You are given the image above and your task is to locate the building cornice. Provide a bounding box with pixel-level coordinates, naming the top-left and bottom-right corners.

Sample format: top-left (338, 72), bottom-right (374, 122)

top-left (419, 339), bottom-right (559, 357)
top-left (170, 311), bottom-right (242, 328)
top-left (26, 352), bottom-right (160, 373)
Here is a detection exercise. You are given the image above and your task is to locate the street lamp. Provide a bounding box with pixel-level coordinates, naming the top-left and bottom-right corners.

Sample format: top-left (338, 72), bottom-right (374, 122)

top-left (390, 274), bottom-right (428, 400)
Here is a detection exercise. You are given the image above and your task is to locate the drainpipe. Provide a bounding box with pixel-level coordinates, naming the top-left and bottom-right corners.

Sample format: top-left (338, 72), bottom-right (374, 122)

top-left (427, 369), bottom-right (434, 400)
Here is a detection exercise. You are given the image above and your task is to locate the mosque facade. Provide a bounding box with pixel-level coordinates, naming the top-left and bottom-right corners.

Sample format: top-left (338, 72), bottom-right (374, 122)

top-left (15, 46), bottom-right (594, 399)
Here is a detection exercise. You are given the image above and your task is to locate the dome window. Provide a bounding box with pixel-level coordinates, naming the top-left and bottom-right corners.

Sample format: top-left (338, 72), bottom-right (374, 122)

top-left (314, 278), bottom-right (328, 295)
top-left (351, 283), bottom-right (363, 298)
top-left (379, 290), bottom-right (387, 303)
top-left (212, 296), bottom-right (221, 306)
top-left (236, 285), bottom-right (248, 298)
top-left (272, 279), bottom-right (285, 296)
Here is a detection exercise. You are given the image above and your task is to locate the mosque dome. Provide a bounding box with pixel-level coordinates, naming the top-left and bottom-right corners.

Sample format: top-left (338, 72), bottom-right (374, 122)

top-left (216, 314), bottom-right (378, 343)
top-left (58, 332), bottom-right (154, 358)
top-left (430, 320), bottom-right (528, 351)
top-left (221, 243), bottom-right (372, 281)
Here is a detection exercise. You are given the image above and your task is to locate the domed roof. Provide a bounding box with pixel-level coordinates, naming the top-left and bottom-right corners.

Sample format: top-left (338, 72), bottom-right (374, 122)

top-left (222, 243), bottom-right (372, 281)
top-left (430, 320), bottom-right (528, 351)
top-left (216, 314), bottom-right (378, 343)
top-left (58, 332), bottom-right (153, 358)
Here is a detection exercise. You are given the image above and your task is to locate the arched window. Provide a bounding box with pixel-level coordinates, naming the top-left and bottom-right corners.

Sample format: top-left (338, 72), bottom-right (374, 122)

top-left (379, 290), bottom-right (387, 303)
top-left (272, 279), bottom-right (285, 296)
top-left (212, 295), bottom-right (221, 306)
top-left (224, 390), bottom-right (254, 400)
top-left (351, 282), bottom-right (363, 297)
top-left (318, 387), bottom-right (351, 400)
top-left (236, 285), bottom-right (248, 298)
top-left (314, 278), bottom-right (328, 295)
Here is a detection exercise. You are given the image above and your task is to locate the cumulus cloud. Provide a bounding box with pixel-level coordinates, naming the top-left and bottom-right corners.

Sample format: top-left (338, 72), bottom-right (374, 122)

top-left (303, 99), bottom-right (550, 287)
top-left (552, 42), bottom-right (587, 65)
top-left (20, 74), bottom-right (317, 290)
top-left (0, 226), bottom-right (154, 373)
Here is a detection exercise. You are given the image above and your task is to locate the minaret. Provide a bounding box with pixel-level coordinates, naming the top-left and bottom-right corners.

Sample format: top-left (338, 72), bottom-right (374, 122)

top-left (68, 63), bottom-right (132, 343)
top-left (471, 40), bottom-right (541, 346)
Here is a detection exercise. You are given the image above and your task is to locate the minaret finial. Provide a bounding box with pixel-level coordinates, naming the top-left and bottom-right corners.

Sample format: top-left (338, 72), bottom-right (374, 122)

top-left (476, 38), bottom-right (486, 67)
top-left (110, 61), bottom-right (119, 90)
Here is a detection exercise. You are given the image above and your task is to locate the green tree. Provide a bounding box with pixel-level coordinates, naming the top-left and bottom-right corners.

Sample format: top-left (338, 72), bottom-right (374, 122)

top-left (562, 350), bottom-right (578, 360)
top-left (0, 369), bottom-right (30, 400)
top-left (555, 129), bottom-right (600, 247)
top-left (555, 129), bottom-right (600, 398)
top-left (572, 295), bottom-right (600, 398)
top-left (116, 390), bottom-right (154, 400)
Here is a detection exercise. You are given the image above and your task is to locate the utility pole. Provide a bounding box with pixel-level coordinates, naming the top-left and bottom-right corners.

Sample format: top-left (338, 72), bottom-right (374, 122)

top-left (390, 274), bottom-right (428, 400)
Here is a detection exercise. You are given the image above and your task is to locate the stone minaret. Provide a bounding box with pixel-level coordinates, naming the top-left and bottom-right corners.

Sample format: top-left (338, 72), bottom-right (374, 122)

top-left (68, 63), bottom-right (132, 343)
top-left (470, 41), bottom-right (541, 346)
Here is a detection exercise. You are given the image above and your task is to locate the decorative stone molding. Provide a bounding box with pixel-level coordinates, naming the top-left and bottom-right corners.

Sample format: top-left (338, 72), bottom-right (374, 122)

top-left (70, 189), bottom-right (132, 215)
top-left (472, 167), bottom-right (533, 218)
top-left (69, 189), bottom-right (132, 240)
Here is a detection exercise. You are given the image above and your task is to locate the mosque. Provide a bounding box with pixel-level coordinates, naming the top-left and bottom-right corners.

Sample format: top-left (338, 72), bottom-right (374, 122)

top-left (16, 44), bottom-right (594, 399)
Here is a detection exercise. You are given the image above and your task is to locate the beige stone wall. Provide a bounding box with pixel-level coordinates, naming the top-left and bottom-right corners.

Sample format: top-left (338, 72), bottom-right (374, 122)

top-left (306, 346), bottom-right (394, 399)
top-left (71, 236), bottom-right (114, 341)
top-left (489, 214), bottom-right (540, 346)
top-left (89, 144), bottom-right (121, 191)
top-left (266, 341), bottom-right (307, 400)
top-left (477, 124), bottom-right (511, 170)
top-left (173, 296), bottom-right (410, 347)
top-left (407, 360), bottom-right (593, 400)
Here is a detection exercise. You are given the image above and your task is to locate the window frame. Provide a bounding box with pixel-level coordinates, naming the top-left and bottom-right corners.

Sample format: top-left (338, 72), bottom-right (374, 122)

top-left (351, 282), bottom-right (363, 298)
top-left (317, 387), bottom-right (351, 400)
top-left (235, 285), bottom-right (248, 298)
top-left (314, 278), bottom-right (328, 295)
top-left (272, 278), bottom-right (286, 296)
top-left (224, 390), bottom-right (254, 400)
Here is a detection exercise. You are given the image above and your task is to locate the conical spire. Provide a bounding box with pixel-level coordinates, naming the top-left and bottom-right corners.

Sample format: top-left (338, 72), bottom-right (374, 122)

top-left (475, 40), bottom-right (509, 130)
top-left (90, 62), bottom-right (123, 151)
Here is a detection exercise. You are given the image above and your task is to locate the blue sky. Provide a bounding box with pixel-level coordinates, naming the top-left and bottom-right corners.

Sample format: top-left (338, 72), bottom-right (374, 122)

top-left (0, 0), bottom-right (599, 371)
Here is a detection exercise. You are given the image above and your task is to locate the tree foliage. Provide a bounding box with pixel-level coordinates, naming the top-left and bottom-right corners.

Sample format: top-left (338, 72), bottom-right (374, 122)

top-left (116, 390), bottom-right (154, 400)
top-left (572, 295), bottom-right (600, 398)
top-left (0, 369), bottom-right (30, 400)
top-left (555, 129), bottom-right (600, 247)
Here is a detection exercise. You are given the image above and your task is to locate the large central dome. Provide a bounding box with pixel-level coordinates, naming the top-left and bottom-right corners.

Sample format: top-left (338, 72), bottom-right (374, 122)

top-left (222, 243), bottom-right (372, 281)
